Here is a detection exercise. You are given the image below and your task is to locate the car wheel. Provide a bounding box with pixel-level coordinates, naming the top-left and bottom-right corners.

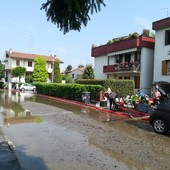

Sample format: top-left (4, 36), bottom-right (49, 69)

top-left (152, 118), bottom-right (168, 134)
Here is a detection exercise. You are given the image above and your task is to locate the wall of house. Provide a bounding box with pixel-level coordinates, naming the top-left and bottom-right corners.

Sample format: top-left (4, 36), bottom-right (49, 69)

top-left (140, 48), bottom-right (154, 95)
top-left (94, 55), bottom-right (107, 79)
top-left (153, 28), bottom-right (170, 82)
top-left (68, 69), bottom-right (83, 80)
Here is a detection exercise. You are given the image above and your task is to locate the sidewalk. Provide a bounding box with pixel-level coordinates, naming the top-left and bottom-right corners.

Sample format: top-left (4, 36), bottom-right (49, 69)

top-left (0, 127), bottom-right (25, 170)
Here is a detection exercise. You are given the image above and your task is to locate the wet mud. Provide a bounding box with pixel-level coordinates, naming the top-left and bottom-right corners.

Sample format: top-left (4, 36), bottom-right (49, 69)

top-left (3, 100), bottom-right (170, 170)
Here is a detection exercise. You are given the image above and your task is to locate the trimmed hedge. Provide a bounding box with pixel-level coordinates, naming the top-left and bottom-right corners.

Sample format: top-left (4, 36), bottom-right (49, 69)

top-left (75, 79), bottom-right (134, 97)
top-left (35, 83), bottom-right (103, 102)
top-left (34, 79), bottom-right (134, 102)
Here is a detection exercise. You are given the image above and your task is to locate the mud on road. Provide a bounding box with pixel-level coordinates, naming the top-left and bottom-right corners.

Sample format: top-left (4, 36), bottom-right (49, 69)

top-left (18, 101), bottom-right (170, 170)
top-left (4, 102), bottom-right (170, 170)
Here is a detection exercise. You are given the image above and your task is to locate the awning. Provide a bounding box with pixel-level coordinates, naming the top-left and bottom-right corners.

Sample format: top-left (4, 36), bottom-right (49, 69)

top-left (108, 48), bottom-right (137, 56)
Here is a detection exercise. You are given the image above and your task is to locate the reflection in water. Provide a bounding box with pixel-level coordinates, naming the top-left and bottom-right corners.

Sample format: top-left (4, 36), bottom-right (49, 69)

top-left (0, 91), bottom-right (38, 126)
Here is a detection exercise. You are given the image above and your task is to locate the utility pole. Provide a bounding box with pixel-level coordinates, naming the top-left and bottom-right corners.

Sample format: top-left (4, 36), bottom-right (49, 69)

top-left (52, 55), bottom-right (56, 83)
top-left (49, 50), bottom-right (54, 83)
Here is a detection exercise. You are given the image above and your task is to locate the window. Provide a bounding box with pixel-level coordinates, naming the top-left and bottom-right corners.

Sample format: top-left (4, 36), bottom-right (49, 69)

top-left (115, 55), bottom-right (120, 63)
top-left (125, 53), bottom-right (131, 62)
top-left (119, 54), bottom-right (123, 63)
top-left (165, 30), bottom-right (170, 45)
top-left (16, 60), bottom-right (20, 66)
top-left (162, 60), bottom-right (170, 75)
top-left (51, 62), bottom-right (53, 68)
top-left (72, 74), bottom-right (75, 79)
top-left (28, 61), bottom-right (32, 67)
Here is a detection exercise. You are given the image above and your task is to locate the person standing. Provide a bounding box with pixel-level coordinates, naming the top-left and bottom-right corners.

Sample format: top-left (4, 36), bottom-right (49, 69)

top-left (154, 89), bottom-right (161, 105)
top-left (109, 89), bottom-right (117, 111)
top-left (106, 86), bottom-right (112, 100)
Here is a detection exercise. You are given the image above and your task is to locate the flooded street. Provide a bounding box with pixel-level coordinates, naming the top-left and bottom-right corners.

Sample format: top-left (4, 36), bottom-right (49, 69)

top-left (0, 90), bottom-right (170, 170)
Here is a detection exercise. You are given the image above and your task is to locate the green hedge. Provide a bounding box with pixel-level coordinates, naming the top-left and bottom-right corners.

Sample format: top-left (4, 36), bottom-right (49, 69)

top-left (34, 79), bottom-right (134, 102)
top-left (75, 79), bottom-right (134, 97)
top-left (35, 83), bottom-right (103, 102)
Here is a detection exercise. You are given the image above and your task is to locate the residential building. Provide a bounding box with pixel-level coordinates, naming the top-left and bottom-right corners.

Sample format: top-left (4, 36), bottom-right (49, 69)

top-left (91, 35), bottom-right (155, 94)
top-left (68, 67), bottom-right (84, 80)
top-left (152, 17), bottom-right (170, 82)
top-left (2, 49), bottom-right (63, 83)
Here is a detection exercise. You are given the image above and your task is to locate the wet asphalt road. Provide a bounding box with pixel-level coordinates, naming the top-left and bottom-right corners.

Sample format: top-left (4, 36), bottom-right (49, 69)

top-left (0, 93), bottom-right (170, 170)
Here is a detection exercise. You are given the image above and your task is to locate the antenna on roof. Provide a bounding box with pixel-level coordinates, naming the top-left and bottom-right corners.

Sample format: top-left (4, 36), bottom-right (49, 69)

top-left (166, 8), bottom-right (169, 17)
top-left (162, 8), bottom-right (169, 17)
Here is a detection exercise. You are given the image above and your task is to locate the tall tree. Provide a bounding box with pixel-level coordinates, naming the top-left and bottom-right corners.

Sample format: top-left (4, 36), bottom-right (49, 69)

top-left (11, 66), bottom-right (26, 82)
top-left (41, 0), bottom-right (106, 34)
top-left (82, 64), bottom-right (94, 79)
top-left (53, 61), bottom-right (62, 83)
top-left (32, 56), bottom-right (48, 82)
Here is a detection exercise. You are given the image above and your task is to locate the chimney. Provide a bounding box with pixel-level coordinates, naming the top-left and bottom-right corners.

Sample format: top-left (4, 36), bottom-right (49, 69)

top-left (9, 49), bottom-right (12, 53)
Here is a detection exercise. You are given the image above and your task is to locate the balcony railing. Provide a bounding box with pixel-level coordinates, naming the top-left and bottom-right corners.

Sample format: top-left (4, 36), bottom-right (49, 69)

top-left (103, 62), bottom-right (140, 73)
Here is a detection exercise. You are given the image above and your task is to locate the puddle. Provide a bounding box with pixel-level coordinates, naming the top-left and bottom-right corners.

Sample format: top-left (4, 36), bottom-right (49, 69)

top-left (0, 91), bottom-right (130, 169)
top-left (4, 121), bottom-right (130, 170)
top-left (0, 90), bottom-right (170, 170)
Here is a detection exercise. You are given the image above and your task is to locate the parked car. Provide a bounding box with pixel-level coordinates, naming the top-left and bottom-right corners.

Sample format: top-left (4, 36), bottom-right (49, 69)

top-left (151, 81), bottom-right (170, 99)
top-left (149, 97), bottom-right (170, 134)
top-left (20, 83), bottom-right (36, 92)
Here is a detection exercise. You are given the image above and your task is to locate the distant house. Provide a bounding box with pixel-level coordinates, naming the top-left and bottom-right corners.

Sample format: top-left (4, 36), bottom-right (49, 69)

top-left (152, 17), bottom-right (170, 82)
top-left (68, 67), bottom-right (84, 80)
top-left (91, 35), bottom-right (155, 94)
top-left (2, 49), bottom-right (63, 83)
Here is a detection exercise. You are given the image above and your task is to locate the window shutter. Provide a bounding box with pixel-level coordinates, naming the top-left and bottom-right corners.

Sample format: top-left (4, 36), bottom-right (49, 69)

top-left (162, 60), bottom-right (167, 75)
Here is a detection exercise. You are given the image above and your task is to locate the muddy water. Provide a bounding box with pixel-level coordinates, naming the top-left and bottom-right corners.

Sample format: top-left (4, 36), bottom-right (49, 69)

top-left (0, 91), bottom-right (129, 169)
top-left (4, 122), bottom-right (129, 170)
top-left (1, 91), bottom-right (170, 170)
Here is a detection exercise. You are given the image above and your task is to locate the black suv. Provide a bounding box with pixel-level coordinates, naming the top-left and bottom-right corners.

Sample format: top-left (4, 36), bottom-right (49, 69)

top-left (151, 81), bottom-right (170, 99)
top-left (149, 97), bottom-right (170, 134)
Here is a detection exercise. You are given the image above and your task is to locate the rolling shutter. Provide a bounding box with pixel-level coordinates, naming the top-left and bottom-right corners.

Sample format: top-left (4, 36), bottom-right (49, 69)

top-left (162, 60), bottom-right (167, 75)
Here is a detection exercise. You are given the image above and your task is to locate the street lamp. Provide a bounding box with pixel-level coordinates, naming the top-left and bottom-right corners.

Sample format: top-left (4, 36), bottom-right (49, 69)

top-left (52, 55), bottom-right (56, 83)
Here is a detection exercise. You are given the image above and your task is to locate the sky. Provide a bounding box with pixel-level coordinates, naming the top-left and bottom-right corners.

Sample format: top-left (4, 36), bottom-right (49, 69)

top-left (0, 0), bottom-right (170, 72)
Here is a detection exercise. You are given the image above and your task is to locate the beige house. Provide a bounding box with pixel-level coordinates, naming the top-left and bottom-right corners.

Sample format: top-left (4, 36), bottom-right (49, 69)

top-left (68, 67), bottom-right (85, 80)
top-left (2, 49), bottom-right (63, 83)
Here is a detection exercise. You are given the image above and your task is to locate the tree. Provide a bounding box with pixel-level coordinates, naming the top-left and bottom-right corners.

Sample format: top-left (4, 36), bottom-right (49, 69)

top-left (41, 0), bottom-right (106, 34)
top-left (53, 61), bottom-right (62, 83)
top-left (142, 29), bottom-right (150, 37)
top-left (25, 75), bottom-right (33, 83)
top-left (11, 66), bottom-right (26, 82)
top-left (32, 56), bottom-right (48, 82)
top-left (65, 65), bottom-right (72, 72)
top-left (82, 64), bottom-right (94, 79)
top-left (0, 60), bottom-right (5, 78)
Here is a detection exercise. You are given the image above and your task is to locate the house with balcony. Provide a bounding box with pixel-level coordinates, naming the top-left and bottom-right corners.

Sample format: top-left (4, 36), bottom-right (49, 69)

top-left (2, 49), bottom-right (63, 83)
top-left (91, 35), bottom-right (155, 94)
top-left (152, 17), bottom-right (170, 82)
